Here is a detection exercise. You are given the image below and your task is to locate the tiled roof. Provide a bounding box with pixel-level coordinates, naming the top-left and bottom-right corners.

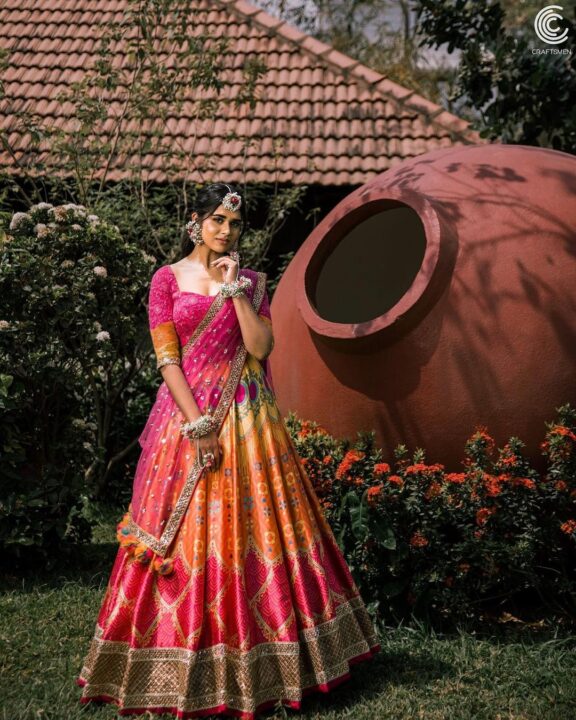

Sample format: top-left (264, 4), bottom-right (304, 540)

top-left (0, 0), bottom-right (483, 186)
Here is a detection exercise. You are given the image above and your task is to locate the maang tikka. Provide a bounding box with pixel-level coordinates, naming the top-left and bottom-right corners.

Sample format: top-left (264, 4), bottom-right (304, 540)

top-left (221, 187), bottom-right (242, 212)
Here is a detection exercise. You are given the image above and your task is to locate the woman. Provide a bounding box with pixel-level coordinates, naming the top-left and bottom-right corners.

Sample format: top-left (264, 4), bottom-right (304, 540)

top-left (76, 183), bottom-right (380, 718)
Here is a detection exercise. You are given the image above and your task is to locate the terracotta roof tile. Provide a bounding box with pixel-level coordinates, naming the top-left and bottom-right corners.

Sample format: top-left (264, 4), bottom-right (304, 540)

top-left (0, 0), bottom-right (484, 186)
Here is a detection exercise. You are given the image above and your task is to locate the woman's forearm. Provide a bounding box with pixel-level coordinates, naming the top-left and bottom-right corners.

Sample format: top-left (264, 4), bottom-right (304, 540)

top-left (160, 364), bottom-right (202, 422)
top-left (232, 293), bottom-right (274, 360)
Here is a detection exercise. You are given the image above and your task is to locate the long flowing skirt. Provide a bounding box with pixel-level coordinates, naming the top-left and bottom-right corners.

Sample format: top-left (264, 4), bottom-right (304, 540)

top-left (76, 354), bottom-right (380, 718)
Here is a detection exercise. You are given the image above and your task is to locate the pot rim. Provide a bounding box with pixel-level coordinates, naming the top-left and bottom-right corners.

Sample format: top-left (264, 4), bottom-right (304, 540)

top-left (296, 185), bottom-right (443, 339)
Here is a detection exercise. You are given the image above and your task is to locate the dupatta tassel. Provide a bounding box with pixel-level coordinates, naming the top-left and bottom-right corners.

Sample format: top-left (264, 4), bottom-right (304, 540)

top-left (116, 511), bottom-right (175, 576)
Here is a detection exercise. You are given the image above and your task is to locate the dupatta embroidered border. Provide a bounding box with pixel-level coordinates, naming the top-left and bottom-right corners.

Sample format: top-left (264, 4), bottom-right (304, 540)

top-left (125, 271), bottom-right (267, 557)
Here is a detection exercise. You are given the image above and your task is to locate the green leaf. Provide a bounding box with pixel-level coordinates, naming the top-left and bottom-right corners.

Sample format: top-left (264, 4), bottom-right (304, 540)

top-left (372, 521), bottom-right (397, 550)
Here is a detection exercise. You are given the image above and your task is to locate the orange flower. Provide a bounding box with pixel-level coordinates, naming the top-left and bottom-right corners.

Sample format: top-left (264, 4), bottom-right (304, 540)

top-left (550, 425), bottom-right (576, 442)
top-left (322, 455), bottom-right (333, 465)
top-left (367, 484), bottom-right (383, 506)
top-left (483, 474), bottom-right (502, 497)
top-left (446, 472), bottom-right (466, 484)
top-left (409, 531), bottom-right (429, 548)
top-left (388, 475), bottom-right (404, 487)
top-left (373, 462), bottom-right (390, 476)
top-left (512, 477), bottom-right (536, 490)
top-left (424, 481), bottom-right (442, 500)
top-left (555, 480), bottom-right (568, 492)
top-left (560, 519), bottom-right (576, 535)
top-left (476, 507), bottom-right (496, 526)
top-left (335, 449), bottom-right (365, 480)
top-left (405, 462), bottom-right (445, 475)
top-left (469, 425), bottom-right (496, 454)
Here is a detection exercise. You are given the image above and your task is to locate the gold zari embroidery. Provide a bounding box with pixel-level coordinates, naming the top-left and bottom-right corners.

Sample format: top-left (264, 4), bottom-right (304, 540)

top-left (78, 595), bottom-right (379, 714)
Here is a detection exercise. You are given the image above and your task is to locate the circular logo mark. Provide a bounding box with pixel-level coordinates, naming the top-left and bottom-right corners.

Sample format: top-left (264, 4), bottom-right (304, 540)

top-left (534, 5), bottom-right (569, 44)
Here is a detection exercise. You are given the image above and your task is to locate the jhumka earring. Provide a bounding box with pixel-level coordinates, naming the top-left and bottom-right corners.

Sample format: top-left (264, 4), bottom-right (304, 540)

top-left (186, 220), bottom-right (203, 245)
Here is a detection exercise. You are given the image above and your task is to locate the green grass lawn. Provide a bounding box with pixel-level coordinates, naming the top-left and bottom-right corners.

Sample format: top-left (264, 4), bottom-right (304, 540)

top-left (1, 506), bottom-right (575, 720)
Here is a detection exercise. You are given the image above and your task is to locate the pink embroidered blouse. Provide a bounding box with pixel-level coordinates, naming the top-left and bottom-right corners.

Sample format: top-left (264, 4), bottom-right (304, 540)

top-left (147, 265), bottom-right (272, 370)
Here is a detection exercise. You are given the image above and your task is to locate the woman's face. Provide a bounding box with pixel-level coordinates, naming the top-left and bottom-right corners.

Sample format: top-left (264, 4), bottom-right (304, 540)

top-left (193, 204), bottom-right (243, 253)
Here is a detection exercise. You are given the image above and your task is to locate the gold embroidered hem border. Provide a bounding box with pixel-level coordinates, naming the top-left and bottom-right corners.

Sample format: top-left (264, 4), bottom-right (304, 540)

top-left (78, 595), bottom-right (379, 714)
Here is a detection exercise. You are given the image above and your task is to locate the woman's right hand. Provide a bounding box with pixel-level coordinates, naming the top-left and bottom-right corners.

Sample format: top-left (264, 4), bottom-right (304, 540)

top-left (195, 430), bottom-right (221, 471)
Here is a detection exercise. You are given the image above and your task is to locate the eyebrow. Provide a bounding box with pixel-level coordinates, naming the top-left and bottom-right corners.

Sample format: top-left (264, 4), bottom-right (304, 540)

top-left (212, 214), bottom-right (242, 221)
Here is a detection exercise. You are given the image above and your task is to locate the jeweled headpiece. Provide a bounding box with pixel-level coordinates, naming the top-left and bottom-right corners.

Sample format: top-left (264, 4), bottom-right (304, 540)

top-left (222, 185), bottom-right (242, 212)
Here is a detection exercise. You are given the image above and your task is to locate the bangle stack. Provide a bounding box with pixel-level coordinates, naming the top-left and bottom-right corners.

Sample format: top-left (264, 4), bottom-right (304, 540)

top-left (220, 275), bottom-right (252, 298)
top-left (180, 414), bottom-right (218, 440)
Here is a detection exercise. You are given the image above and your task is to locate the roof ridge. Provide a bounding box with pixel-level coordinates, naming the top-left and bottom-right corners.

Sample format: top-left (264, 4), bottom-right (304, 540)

top-left (218, 0), bottom-right (477, 141)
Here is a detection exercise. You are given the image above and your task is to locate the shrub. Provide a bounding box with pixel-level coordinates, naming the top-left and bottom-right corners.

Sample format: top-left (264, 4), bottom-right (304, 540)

top-left (0, 202), bottom-right (155, 561)
top-left (287, 404), bottom-right (576, 630)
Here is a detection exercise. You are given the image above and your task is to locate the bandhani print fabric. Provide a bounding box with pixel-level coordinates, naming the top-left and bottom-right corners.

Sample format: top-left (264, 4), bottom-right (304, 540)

top-left (76, 265), bottom-right (380, 718)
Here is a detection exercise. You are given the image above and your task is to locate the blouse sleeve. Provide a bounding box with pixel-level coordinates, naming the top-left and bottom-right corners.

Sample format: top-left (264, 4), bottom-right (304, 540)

top-left (148, 267), bottom-right (181, 371)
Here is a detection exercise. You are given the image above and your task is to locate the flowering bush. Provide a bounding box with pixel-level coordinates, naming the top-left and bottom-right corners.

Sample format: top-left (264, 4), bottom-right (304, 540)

top-left (0, 202), bottom-right (156, 561)
top-left (286, 404), bottom-right (576, 629)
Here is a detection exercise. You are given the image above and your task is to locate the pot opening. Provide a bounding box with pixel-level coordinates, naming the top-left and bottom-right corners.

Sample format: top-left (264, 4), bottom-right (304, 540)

top-left (311, 205), bottom-right (426, 324)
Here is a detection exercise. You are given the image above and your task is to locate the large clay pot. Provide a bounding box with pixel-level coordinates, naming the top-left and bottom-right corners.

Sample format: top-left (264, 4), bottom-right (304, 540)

top-left (270, 144), bottom-right (576, 472)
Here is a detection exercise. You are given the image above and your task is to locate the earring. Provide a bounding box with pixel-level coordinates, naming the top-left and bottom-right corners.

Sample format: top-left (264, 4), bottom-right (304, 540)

top-left (186, 220), bottom-right (203, 245)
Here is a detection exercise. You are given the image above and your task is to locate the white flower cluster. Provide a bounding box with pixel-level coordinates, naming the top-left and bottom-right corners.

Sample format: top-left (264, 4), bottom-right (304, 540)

top-left (60, 202), bottom-right (87, 215)
top-left (30, 202), bottom-right (54, 212)
top-left (96, 330), bottom-right (110, 341)
top-left (93, 266), bottom-right (108, 277)
top-left (141, 251), bottom-right (156, 264)
top-left (478, 43), bottom-right (495, 65)
top-left (48, 203), bottom-right (88, 224)
top-left (9, 212), bottom-right (30, 231)
top-left (35, 223), bottom-right (50, 238)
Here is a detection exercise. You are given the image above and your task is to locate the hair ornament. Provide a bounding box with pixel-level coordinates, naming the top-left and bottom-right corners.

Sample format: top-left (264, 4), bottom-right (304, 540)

top-left (222, 190), bottom-right (242, 212)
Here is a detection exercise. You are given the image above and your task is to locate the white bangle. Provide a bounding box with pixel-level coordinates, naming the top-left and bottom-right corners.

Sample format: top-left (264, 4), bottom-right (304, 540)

top-left (180, 414), bottom-right (218, 439)
top-left (221, 275), bottom-right (252, 298)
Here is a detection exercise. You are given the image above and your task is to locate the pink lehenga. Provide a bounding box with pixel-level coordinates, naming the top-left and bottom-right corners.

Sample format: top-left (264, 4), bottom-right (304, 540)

top-left (76, 264), bottom-right (380, 719)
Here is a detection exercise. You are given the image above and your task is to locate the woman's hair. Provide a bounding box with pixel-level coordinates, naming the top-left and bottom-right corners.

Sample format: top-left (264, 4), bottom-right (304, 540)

top-left (178, 182), bottom-right (247, 259)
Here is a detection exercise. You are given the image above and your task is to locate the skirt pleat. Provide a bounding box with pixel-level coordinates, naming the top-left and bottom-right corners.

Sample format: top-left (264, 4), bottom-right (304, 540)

top-left (77, 355), bottom-right (380, 718)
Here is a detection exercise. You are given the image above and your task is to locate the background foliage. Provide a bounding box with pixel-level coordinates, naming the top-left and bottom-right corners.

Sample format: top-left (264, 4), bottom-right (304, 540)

top-left (286, 404), bottom-right (576, 630)
top-left (257, 0), bottom-right (576, 153)
top-left (0, 202), bottom-right (155, 558)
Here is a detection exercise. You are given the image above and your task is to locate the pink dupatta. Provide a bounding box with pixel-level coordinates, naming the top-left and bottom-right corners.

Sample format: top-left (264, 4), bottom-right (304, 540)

top-left (127, 269), bottom-right (269, 557)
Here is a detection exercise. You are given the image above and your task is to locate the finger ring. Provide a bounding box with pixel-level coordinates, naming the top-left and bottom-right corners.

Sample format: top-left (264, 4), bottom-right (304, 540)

top-left (201, 451), bottom-right (215, 469)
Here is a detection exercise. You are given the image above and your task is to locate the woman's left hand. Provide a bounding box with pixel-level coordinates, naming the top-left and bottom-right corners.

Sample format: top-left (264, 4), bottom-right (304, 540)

top-left (211, 255), bottom-right (238, 284)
